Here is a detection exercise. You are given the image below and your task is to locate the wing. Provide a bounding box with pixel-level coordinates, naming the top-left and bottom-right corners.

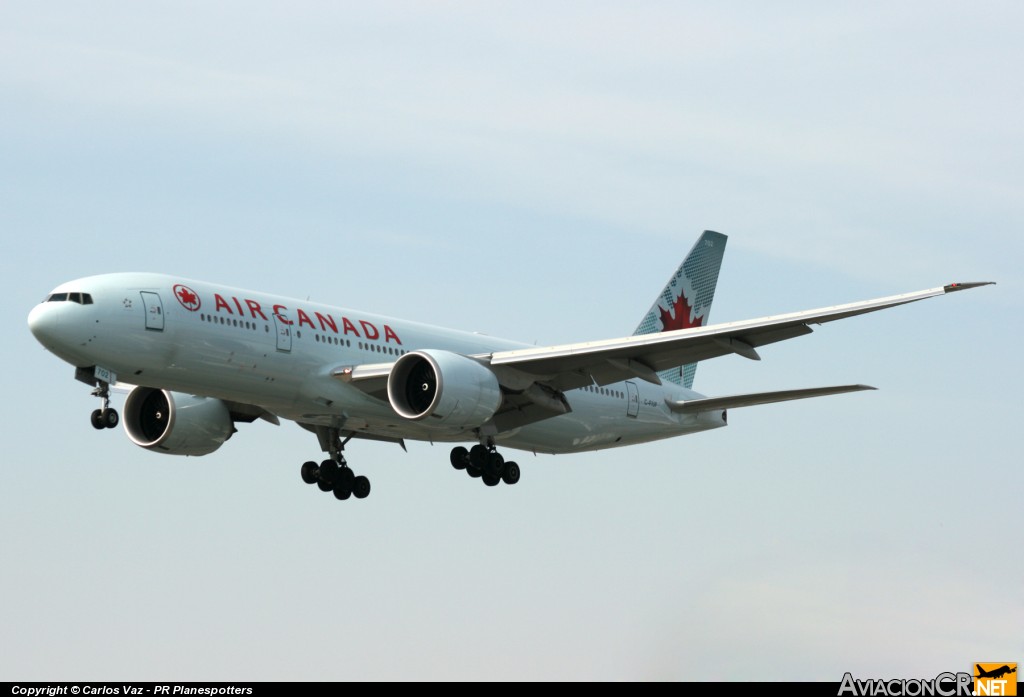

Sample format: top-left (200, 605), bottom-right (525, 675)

top-left (334, 281), bottom-right (991, 430)
top-left (485, 282), bottom-right (993, 390)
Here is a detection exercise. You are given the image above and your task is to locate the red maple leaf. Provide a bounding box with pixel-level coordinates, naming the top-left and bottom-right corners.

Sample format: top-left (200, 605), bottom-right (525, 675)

top-left (659, 290), bottom-right (703, 332)
top-left (177, 287), bottom-right (198, 307)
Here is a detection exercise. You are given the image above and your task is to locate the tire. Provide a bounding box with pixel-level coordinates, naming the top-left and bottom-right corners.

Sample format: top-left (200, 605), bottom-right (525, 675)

top-left (501, 461), bottom-right (521, 486)
top-left (333, 482), bottom-right (352, 500)
top-left (319, 459), bottom-right (339, 484)
top-left (317, 479), bottom-right (334, 492)
top-left (300, 461), bottom-right (319, 484)
top-left (352, 475), bottom-right (371, 499)
top-left (91, 409), bottom-right (105, 430)
top-left (450, 446), bottom-right (469, 470)
top-left (102, 409), bottom-right (119, 428)
top-left (482, 474), bottom-right (500, 487)
top-left (336, 466), bottom-right (355, 488)
top-left (467, 466), bottom-right (482, 479)
top-left (469, 444), bottom-right (488, 469)
top-left (485, 451), bottom-right (504, 478)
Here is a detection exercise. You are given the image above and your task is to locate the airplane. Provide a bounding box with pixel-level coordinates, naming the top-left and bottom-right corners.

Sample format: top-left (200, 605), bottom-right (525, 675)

top-left (975, 665), bottom-right (1017, 680)
top-left (27, 230), bottom-right (992, 502)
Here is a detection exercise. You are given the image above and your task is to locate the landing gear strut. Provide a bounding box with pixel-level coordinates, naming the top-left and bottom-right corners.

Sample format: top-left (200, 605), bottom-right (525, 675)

top-left (450, 443), bottom-right (521, 487)
top-left (89, 379), bottom-right (118, 430)
top-left (299, 428), bottom-right (371, 502)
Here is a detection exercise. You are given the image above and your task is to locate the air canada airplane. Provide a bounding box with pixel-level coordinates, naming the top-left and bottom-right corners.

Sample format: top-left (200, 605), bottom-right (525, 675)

top-left (28, 231), bottom-right (991, 502)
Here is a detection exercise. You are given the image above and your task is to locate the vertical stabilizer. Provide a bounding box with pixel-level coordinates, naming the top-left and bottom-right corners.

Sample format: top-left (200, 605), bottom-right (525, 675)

top-left (633, 230), bottom-right (727, 388)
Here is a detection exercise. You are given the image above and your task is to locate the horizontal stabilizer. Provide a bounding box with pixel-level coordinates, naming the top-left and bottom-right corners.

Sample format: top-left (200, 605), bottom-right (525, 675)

top-left (667, 384), bottom-right (876, 414)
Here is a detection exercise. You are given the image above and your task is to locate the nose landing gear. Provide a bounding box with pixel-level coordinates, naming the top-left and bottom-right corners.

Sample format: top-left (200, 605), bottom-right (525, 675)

top-left (90, 407), bottom-right (119, 429)
top-left (88, 374), bottom-right (118, 430)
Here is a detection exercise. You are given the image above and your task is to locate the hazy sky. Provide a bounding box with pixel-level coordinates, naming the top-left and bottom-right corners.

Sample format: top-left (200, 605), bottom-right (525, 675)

top-left (2, 2), bottom-right (1020, 681)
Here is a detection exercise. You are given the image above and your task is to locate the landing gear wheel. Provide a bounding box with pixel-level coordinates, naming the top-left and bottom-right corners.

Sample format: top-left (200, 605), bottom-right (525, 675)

top-left (469, 444), bottom-right (488, 469)
top-left (336, 466), bottom-right (355, 488)
top-left (482, 474), bottom-right (500, 487)
top-left (306, 426), bottom-right (362, 502)
top-left (450, 446), bottom-right (469, 470)
top-left (501, 461), bottom-right (521, 486)
top-left (352, 475), bottom-right (371, 499)
top-left (485, 452), bottom-right (504, 478)
top-left (300, 461), bottom-right (319, 484)
top-left (319, 459), bottom-right (339, 484)
top-left (467, 466), bottom-right (482, 478)
top-left (91, 409), bottom-right (105, 430)
top-left (102, 409), bottom-right (119, 429)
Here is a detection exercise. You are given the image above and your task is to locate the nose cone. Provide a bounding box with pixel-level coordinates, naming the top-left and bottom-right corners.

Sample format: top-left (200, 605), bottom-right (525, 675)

top-left (29, 298), bottom-right (93, 366)
top-left (28, 302), bottom-right (61, 346)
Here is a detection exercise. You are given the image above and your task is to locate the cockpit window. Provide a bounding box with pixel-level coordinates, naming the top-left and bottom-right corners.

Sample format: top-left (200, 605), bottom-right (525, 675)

top-left (44, 292), bottom-right (93, 304)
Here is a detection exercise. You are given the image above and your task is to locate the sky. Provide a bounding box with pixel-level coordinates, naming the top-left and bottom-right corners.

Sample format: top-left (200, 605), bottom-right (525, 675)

top-left (1, 1), bottom-right (1021, 681)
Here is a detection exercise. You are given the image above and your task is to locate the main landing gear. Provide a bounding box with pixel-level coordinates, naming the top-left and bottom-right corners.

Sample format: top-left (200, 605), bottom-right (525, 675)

top-left (90, 379), bottom-right (119, 430)
top-left (449, 444), bottom-right (521, 487)
top-left (299, 428), bottom-right (371, 502)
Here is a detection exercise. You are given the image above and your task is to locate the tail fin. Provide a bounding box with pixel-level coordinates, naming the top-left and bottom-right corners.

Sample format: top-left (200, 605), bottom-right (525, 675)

top-left (633, 230), bottom-right (727, 388)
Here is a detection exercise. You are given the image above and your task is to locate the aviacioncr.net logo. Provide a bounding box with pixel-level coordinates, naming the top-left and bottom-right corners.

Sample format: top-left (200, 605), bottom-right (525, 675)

top-left (974, 663), bottom-right (1017, 696)
top-left (838, 672), bottom-right (973, 697)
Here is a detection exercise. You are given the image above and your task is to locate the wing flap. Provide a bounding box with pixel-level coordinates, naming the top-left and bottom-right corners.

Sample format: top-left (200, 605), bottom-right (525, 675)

top-left (667, 384), bottom-right (876, 413)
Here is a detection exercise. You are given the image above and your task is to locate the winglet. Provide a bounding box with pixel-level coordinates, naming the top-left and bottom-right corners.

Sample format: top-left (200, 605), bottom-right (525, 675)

top-left (943, 281), bottom-right (995, 293)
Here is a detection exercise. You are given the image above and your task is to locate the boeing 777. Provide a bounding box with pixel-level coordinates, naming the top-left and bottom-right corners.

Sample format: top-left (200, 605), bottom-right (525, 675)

top-left (27, 231), bottom-right (992, 502)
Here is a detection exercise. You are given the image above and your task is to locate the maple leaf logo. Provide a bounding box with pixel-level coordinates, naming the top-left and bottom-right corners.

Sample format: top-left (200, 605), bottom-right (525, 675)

top-left (173, 284), bottom-right (201, 311)
top-left (658, 290), bottom-right (703, 332)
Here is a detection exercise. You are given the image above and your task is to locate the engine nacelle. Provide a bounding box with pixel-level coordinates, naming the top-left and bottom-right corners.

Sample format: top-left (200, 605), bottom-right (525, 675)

top-left (123, 387), bottom-right (234, 456)
top-left (387, 350), bottom-right (502, 429)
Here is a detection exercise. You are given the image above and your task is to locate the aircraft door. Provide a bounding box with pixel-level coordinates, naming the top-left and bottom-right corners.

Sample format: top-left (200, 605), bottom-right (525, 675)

top-left (626, 381), bottom-right (639, 417)
top-left (273, 313), bottom-right (292, 352)
top-left (140, 292), bottom-right (164, 331)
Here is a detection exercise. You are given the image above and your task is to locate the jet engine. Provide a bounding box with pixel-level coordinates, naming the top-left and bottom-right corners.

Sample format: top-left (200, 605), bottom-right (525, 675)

top-left (123, 387), bottom-right (234, 456)
top-left (387, 350), bottom-right (502, 429)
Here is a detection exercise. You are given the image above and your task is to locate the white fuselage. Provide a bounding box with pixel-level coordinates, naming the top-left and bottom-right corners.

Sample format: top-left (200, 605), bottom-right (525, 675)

top-left (28, 273), bottom-right (725, 455)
